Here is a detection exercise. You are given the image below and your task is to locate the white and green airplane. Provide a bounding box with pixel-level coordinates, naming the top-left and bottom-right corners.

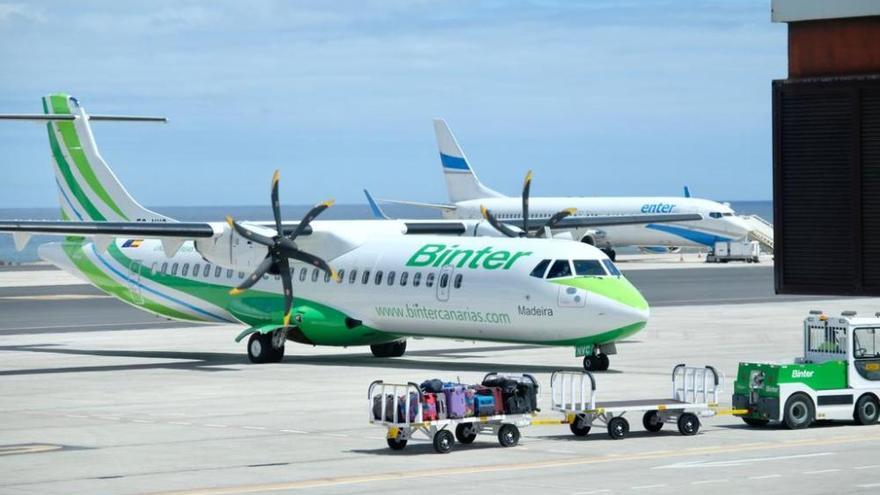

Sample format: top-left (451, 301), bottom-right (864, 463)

top-left (0, 94), bottom-right (659, 371)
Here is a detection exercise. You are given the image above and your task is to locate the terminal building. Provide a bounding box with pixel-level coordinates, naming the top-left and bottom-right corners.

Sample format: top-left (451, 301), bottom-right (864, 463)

top-left (772, 0), bottom-right (880, 295)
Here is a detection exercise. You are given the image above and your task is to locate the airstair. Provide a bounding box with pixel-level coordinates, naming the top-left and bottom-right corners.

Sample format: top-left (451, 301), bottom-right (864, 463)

top-left (741, 215), bottom-right (774, 253)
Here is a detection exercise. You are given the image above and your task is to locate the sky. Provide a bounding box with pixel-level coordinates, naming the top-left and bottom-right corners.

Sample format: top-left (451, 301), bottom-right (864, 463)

top-left (0, 1), bottom-right (786, 208)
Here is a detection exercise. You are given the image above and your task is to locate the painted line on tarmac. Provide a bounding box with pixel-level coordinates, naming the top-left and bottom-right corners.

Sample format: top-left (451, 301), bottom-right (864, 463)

top-left (748, 474), bottom-right (782, 480)
top-left (853, 464), bottom-right (880, 470)
top-left (857, 483), bottom-right (880, 488)
top-left (145, 432), bottom-right (880, 495)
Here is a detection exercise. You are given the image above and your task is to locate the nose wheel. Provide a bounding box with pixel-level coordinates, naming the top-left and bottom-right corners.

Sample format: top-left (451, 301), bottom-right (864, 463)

top-left (583, 353), bottom-right (610, 371)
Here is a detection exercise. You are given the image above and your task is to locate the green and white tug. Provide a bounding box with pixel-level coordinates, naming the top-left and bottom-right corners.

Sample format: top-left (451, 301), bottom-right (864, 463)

top-left (734, 311), bottom-right (880, 429)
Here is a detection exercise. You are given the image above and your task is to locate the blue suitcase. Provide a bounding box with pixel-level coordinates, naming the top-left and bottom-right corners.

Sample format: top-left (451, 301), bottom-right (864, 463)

top-left (474, 394), bottom-right (496, 417)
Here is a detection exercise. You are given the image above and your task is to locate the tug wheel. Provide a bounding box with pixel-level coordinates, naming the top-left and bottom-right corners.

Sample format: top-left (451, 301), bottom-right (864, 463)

top-left (855, 395), bottom-right (880, 425)
top-left (783, 393), bottom-right (814, 430)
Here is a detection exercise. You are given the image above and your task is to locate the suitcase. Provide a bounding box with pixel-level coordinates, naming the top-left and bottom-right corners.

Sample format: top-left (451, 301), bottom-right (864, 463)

top-left (372, 394), bottom-right (395, 421)
top-left (505, 394), bottom-right (530, 415)
top-left (420, 379), bottom-right (444, 393)
top-left (474, 394), bottom-right (496, 417)
top-left (464, 388), bottom-right (476, 417)
top-left (435, 391), bottom-right (448, 420)
top-left (443, 385), bottom-right (467, 419)
top-left (422, 393), bottom-right (438, 422)
top-left (396, 392), bottom-right (419, 423)
top-left (473, 385), bottom-right (504, 415)
top-left (483, 373), bottom-right (540, 413)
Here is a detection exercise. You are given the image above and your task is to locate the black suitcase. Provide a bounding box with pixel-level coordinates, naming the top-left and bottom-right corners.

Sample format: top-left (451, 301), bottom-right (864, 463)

top-left (482, 373), bottom-right (540, 413)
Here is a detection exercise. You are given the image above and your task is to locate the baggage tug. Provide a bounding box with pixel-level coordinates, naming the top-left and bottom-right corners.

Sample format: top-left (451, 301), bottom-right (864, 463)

top-left (734, 311), bottom-right (880, 428)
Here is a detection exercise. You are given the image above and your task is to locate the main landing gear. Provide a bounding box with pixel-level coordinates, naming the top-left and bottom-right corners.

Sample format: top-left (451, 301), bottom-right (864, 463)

top-left (247, 330), bottom-right (285, 363)
top-left (583, 353), bottom-right (610, 372)
top-left (601, 248), bottom-right (616, 262)
top-left (371, 340), bottom-right (407, 358)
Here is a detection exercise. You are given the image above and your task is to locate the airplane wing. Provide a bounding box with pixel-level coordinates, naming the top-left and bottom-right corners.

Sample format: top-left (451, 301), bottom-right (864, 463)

top-left (550, 212), bottom-right (703, 229)
top-left (376, 198), bottom-right (458, 211)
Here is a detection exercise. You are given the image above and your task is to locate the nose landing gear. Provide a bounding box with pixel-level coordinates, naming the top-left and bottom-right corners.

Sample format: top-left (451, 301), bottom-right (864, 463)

top-left (583, 353), bottom-right (610, 371)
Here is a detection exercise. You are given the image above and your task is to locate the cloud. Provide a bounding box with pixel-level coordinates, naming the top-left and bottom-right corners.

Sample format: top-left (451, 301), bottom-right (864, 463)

top-left (0, 3), bottom-right (45, 25)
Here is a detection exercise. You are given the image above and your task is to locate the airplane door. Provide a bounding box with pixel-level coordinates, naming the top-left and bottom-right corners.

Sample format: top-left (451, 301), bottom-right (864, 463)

top-left (129, 261), bottom-right (144, 305)
top-left (558, 284), bottom-right (586, 308)
top-left (436, 265), bottom-right (453, 302)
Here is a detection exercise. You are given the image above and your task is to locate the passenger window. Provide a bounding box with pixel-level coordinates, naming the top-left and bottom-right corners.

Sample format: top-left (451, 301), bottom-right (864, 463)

top-left (151, 262), bottom-right (158, 275)
top-left (192, 263), bottom-right (199, 276)
top-left (215, 266), bottom-right (222, 278)
top-left (362, 270), bottom-right (371, 284)
top-left (299, 268), bottom-right (308, 282)
top-left (204, 264), bottom-right (211, 277)
top-left (311, 268), bottom-right (319, 282)
top-left (181, 264), bottom-right (189, 276)
top-left (337, 269), bottom-right (345, 284)
top-left (171, 263), bottom-right (179, 275)
top-left (387, 271), bottom-right (395, 286)
top-left (161, 262), bottom-right (168, 274)
top-left (324, 270), bottom-right (331, 283)
top-left (226, 269), bottom-right (233, 278)
top-left (546, 259), bottom-right (572, 279)
top-left (375, 270), bottom-right (383, 285)
top-left (573, 259), bottom-right (606, 276)
top-left (602, 259), bottom-right (621, 277)
top-left (238, 272), bottom-right (245, 279)
top-left (426, 273), bottom-right (435, 288)
top-left (530, 259), bottom-right (551, 278)
top-left (454, 274), bottom-right (463, 289)
top-left (439, 273), bottom-right (449, 288)
top-left (263, 274), bottom-right (269, 280)
top-left (413, 272), bottom-right (421, 287)
top-left (349, 269), bottom-right (358, 284)
top-left (400, 272), bottom-right (408, 286)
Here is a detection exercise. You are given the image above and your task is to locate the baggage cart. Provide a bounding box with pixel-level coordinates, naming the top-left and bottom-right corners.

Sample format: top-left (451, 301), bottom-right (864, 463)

top-left (551, 364), bottom-right (723, 439)
top-left (368, 380), bottom-right (533, 453)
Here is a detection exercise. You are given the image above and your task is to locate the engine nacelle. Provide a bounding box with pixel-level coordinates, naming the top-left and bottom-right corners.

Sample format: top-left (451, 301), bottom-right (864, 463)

top-left (194, 223), bottom-right (270, 271)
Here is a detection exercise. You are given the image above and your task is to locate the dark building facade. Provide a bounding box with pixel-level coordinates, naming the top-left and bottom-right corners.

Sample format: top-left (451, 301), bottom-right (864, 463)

top-left (772, 1), bottom-right (880, 295)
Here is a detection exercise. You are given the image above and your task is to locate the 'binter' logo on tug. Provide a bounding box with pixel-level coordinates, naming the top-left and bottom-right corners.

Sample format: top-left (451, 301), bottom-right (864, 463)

top-left (406, 243), bottom-right (533, 270)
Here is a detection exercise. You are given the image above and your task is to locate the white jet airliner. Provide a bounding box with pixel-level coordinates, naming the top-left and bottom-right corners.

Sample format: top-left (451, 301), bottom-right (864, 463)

top-left (0, 94), bottom-right (684, 371)
top-left (377, 120), bottom-right (758, 260)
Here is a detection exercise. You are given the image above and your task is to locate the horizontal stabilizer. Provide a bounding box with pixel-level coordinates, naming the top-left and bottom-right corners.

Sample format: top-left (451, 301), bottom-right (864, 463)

top-left (0, 220), bottom-right (217, 238)
top-left (0, 114), bottom-right (167, 123)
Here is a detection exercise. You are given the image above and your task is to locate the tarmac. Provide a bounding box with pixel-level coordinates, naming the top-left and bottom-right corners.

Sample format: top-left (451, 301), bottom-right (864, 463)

top-left (0, 260), bottom-right (877, 495)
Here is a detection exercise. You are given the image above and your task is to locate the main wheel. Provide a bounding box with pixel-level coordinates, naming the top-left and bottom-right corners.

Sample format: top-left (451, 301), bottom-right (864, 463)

top-left (455, 423), bottom-right (477, 444)
top-left (248, 333), bottom-right (277, 364)
top-left (642, 410), bottom-right (664, 432)
top-left (386, 437), bottom-right (407, 450)
top-left (607, 417), bottom-right (629, 440)
top-left (677, 413), bottom-right (700, 436)
top-left (498, 424), bottom-right (520, 447)
top-left (370, 340), bottom-right (407, 358)
top-left (583, 355), bottom-right (600, 371)
top-left (783, 393), bottom-right (814, 430)
top-left (433, 429), bottom-right (454, 454)
top-left (742, 417), bottom-right (770, 427)
top-left (602, 249), bottom-right (617, 261)
top-left (569, 415), bottom-right (592, 437)
top-left (855, 395), bottom-right (880, 425)
top-left (597, 353), bottom-right (610, 371)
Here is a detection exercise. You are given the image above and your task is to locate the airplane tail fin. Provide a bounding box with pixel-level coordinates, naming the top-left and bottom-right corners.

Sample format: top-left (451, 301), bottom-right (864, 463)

top-left (0, 94), bottom-right (173, 222)
top-left (433, 119), bottom-right (503, 203)
top-left (683, 186), bottom-right (691, 198)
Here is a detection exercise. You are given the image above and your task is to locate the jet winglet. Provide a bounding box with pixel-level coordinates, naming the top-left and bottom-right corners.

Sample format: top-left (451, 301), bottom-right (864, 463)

top-left (363, 189), bottom-right (390, 219)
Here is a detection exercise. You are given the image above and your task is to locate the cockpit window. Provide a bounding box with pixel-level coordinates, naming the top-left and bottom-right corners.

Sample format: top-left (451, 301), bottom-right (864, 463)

top-left (722, 212), bottom-right (733, 216)
top-left (709, 212), bottom-right (722, 219)
top-left (546, 259), bottom-right (572, 279)
top-left (573, 259), bottom-right (606, 276)
top-left (602, 259), bottom-right (621, 276)
top-left (530, 259), bottom-right (551, 278)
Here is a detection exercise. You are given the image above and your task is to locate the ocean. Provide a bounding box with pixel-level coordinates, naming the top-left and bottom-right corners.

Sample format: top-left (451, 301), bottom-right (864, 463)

top-left (0, 200), bottom-right (773, 264)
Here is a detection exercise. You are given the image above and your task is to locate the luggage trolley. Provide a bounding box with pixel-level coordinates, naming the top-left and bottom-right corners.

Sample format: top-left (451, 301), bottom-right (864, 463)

top-left (368, 380), bottom-right (533, 453)
top-left (551, 364), bottom-right (723, 440)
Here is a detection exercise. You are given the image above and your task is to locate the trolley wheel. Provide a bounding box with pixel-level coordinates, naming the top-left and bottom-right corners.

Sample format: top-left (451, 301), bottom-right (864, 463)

top-left (455, 423), bottom-right (477, 444)
top-left (783, 393), bottom-right (814, 430)
top-left (433, 429), bottom-right (454, 454)
top-left (386, 437), bottom-right (407, 450)
top-left (742, 417), bottom-right (769, 427)
top-left (854, 394), bottom-right (880, 425)
top-left (677, 413), bottom-right (700, 436)
top-left (607, 417), bottom-right (629, 440)
top-left (569, 416), bottom-right (592, 437)
top-left (642, 410), bottom-right (664, 432)
top-left (498, 424), bottom-right (520, 447)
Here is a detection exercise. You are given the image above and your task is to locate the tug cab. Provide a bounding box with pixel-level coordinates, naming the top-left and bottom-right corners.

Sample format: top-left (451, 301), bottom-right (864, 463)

top-left (733, 311), bottom-right (880, 429)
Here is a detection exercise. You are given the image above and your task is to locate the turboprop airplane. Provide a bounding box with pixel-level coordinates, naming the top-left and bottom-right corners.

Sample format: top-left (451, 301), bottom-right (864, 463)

top-left (0, 95), bottom-right (686, 371)
top-left (376, 119), bottom-right (760, 260)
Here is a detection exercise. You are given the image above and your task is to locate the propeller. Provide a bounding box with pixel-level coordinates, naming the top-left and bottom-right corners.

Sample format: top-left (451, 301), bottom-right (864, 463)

top-left (481, 170), bottom-right (576, 238)
top-left (226, 170), bottom-right (337, 327)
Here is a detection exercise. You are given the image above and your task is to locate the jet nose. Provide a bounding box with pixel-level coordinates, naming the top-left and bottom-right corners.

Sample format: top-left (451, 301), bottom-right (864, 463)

top-left (582, 275), bottom-right (650, 328)
top-left (724, 216), bottom-right (753, 239)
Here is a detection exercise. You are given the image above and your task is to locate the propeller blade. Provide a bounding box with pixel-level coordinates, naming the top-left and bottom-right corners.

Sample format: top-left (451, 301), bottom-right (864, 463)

top-left (278, 257), bottom-right (294, 327)
top-left (286, 249), bottom-right (337, 281)
top-left (227, 216), bottom-right (274, 246)
top-left (229, 255), bottom-right (274, 295)
top-left (481, 205), bottom-right (520, 238)
top-left (289, 200), bottom-right (334, 240)
top-left (534, 208), bottom-right (577, 237)
top-left (522, 170), bottom-right (532, 235)
top-left (270, 169), bottom-right (283, 235)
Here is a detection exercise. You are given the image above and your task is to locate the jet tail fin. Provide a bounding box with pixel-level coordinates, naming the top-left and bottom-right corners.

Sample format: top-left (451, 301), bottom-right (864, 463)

top-left (683, 186), bottom-right (691, 198)
top-left (433, 119), bottom-right (503, 203)
top-left (0, 94), bottom-right (173, 223)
